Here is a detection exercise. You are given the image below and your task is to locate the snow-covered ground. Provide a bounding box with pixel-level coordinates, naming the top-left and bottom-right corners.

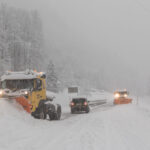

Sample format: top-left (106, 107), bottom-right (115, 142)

top-left (0, 91), bottom-right (150, 150)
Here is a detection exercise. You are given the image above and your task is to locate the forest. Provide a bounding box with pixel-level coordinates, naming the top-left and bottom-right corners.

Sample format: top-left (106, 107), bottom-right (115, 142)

top-left (0, 4), bottom-right (44, 74)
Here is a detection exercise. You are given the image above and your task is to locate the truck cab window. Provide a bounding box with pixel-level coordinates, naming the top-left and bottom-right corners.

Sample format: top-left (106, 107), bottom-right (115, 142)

top-left (36, 79), bottom-right (42, 90)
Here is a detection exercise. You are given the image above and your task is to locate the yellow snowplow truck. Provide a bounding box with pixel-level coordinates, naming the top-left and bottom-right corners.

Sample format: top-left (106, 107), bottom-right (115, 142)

top-left (0, 70), bottom-right (61, 120)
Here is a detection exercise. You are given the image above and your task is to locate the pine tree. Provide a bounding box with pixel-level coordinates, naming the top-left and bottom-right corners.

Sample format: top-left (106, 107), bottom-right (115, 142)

top-left (0, 3), bottom-right (44, 73)
top-left (46, 61), bottom-right (59, 93)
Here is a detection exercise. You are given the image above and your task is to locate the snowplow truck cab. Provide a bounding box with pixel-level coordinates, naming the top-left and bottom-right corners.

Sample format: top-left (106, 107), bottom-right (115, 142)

top-left (113, 90), bottom-right (132, 105)
top-left (0, 70), bottom-right (61, 120)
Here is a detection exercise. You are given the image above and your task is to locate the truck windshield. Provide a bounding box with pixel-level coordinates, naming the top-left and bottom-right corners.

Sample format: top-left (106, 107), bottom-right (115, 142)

top-left (1, 79), bottom-right (34, 90)
top-left (118, 91), bottom-right (128, 95)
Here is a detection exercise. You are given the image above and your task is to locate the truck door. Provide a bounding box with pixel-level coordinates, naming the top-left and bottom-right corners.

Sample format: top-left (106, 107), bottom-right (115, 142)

top-left (31, 78), bottom-right (46, 112)
top-left (35, 79), bottom-right (43, 104)
top-left (31, 79), bottom-right (42, 110)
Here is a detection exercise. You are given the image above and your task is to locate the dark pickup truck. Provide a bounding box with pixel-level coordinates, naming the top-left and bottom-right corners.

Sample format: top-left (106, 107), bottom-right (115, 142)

top-left (70, 97), bottom-right (90, 114)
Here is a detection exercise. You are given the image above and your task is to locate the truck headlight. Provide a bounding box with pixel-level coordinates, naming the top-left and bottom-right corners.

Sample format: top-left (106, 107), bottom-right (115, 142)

top-left (24, 91), bottom-right (28, 95)
top-left (124, 94), bottom-right (127, 98)
top-left (114, 93), bottom-right (120, 98)
top-left (0, 90), bottom-right (3, 95)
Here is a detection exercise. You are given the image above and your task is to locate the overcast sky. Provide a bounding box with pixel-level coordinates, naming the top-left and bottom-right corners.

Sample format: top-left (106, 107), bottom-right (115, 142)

top-left (2, 0), bottom-right (150, 94)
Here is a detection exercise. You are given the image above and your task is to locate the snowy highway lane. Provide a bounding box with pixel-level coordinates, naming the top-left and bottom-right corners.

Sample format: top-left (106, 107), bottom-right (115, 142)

top-left (1, 98), bottom-right (150, 150)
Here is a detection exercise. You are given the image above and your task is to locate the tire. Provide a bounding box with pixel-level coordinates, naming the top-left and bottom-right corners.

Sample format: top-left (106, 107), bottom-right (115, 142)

top-left (71, 109), bottom-right (75, 114)
top-left (33, 101), bottom-right (47, 119)
top-left (85, 107), bottom-right (90, 113)
top-left (55, 106), bottom-right (61, 120)
top-left (39, 109), bottom-right (46, 119)
top-left (86, 110), bottom-right (89, 113)
top-left (38, 106), bottom-right (47, 119)
top-left (49, 113), bottom-right (55, 120)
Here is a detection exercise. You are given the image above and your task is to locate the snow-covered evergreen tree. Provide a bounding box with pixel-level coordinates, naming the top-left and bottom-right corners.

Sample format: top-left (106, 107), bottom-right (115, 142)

top-left (0, 3), bottom-right (44, 74)
top-left (46, 60), bottom-right (59, 93)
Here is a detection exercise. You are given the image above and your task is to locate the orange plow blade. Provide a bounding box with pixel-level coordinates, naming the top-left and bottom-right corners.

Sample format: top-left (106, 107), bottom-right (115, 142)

top-left (15, 96), bottom-right (32, 113)
top-left (114, 98), bottom-right (132, 105)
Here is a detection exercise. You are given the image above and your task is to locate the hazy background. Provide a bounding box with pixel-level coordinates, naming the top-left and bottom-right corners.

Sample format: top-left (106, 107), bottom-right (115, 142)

top-left (2, 0), bottom-right (150, 95)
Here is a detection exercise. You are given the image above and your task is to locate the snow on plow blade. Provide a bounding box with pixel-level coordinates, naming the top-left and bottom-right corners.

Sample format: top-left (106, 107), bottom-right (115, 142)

top-left (15, 96), bottom-right (32, 113)
top-left (114, 98), bottom-right (132, 105)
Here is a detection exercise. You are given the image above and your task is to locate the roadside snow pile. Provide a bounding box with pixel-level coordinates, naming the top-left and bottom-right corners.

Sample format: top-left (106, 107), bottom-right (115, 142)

top-left (88, 90), bottom-right (113, 106)
top-left (88, 91), bottom-right (107, 101)
top-left (47, 89), bottom-right (113, 111)
top-left (49, 89), bottom-right (111, 111)
top-left (0, 99), bottom-right (32, 123)
top-left (0, 99), bottom-right (25, 116)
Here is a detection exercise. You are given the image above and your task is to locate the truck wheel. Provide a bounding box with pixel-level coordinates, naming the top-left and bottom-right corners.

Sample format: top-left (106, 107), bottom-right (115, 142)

top-left (85, 109), bottom-right (89, 113)
top-left (32, 100), bottom-right (47, 119)
top-left (37, 102), bottom-right (47, 119)
top-left (55, 106), bottom-right (61, 120)
top-left (86, 110), bottom-right (89, 113)
top-left (39, 107), bottom-right (47, 119)
top-left (49, 113), bottom-right (55, 120)
top-left (39, 111), bottom-right (45, 119)
top-left (71, 109), bottom-right (74, 114)
top-left (85, 107), bottom-right (90, 113)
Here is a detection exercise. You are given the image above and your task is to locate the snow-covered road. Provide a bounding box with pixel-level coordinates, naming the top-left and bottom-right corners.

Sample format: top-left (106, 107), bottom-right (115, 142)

top-left (0, 93), bottom-right (150, 150)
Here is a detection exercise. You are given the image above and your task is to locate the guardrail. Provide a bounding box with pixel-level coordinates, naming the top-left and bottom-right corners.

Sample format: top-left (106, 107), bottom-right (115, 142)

top-left (88, 99), bottom-right (107, 107)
